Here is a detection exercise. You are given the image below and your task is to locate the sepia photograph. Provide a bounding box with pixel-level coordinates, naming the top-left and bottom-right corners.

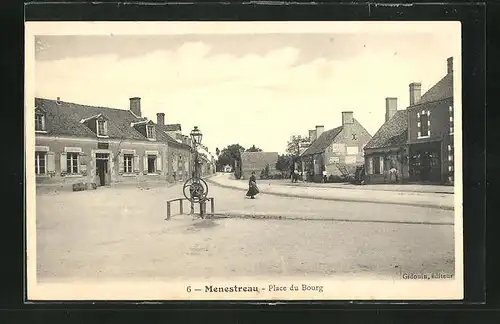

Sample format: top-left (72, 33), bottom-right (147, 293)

top-left (25, 21), bottom-right (463, 300)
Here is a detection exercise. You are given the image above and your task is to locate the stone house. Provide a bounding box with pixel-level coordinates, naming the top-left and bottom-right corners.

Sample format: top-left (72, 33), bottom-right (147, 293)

top-left (240, 152), bottom-right (279, 180)
top-left (363, 98), bottom-right (409, 184)
top-left (299, 111), bottom-right (372, 182)
top-left (33, 96), bottom-right (194, 188)
top-left (407, 57), bottom-right (455, 184)
top-left (154, 114), bottom-right (194, 181)
top-left (364, 56), bottom-right (455, 185)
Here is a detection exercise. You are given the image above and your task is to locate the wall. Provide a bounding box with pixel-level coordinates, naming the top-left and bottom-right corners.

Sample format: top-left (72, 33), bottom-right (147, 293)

top-left (167, 143), bottom-right (192, 182)
top-left (34, 135), bottom-right (169, 187)
top-left (242, 164), bottom-right (279, 180)
top-left (407, 98), bottom-right (453, 145)
top-left (407, 98), bottom-right (454, 184)
top-left (323, 121), bottom-right (372, 177)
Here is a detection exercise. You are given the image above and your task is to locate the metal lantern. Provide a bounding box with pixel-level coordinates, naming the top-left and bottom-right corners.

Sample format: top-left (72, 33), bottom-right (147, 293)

top-left (190, 126), bottom-right (203, 146)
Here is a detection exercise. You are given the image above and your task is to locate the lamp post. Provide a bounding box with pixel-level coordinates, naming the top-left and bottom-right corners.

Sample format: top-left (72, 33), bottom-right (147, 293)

top-left (190, 126), bottom-right (203, 178)
top-left (182, 126), bottom-right (209, 218)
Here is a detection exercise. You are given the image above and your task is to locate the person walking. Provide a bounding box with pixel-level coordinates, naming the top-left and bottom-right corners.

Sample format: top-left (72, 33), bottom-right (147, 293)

top-left (246, 171), bottom-right (259, 199)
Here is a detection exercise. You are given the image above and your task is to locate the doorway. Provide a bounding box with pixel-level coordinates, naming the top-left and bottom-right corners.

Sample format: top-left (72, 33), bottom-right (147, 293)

top-left (409, 143), bottom-right (441, 183)
top-left (95, 153), bottom-right (110, 186)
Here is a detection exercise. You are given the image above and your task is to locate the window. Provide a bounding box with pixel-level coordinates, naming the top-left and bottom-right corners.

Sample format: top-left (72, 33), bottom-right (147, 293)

top-left (124, 154), bottom-right (133, 173)
top-left (66, 153), bottom-right (79, 174)
top-left (146, 125), bottom-right (155, 139)
top-left (347, 146), bottom-right (359, 155)
top-left (449, 106), bottom-right (454, 134)
top-left (352, 134), bottom-right (357, 140)
top-left (35, 113), bottom-right (45, 131)
top-left (35, 152), bottom-right (46, 175)
top-left (147, 155), bottom-right (157, 173)
top-left (373, 156), bottom-right (381, 175)
top-left (419, 112), bottom-right (430, 137)
top-left (97, 120), bottom-right (107, 136)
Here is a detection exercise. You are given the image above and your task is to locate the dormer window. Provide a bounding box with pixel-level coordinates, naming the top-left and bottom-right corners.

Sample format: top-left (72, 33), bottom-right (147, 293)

top-left (35, 107), bottom-right (47, 133)
top-left (35, 112), bottom-right (46, 132)
top-left (97, 119), bottom-right (108, 137)
top-left (146, 125), bottom-right (155, 139)
top-left (417, 110), bottom-right (431, 139)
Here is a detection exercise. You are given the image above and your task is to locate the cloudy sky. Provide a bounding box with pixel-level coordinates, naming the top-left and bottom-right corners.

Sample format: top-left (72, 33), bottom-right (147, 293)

top-left (34, 30), bottom-right (459, 155)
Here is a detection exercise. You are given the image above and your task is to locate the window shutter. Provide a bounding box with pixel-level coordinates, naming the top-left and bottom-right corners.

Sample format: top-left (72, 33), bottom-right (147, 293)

top-left (143, 155), bottom-right (148, 174)
top-left (379, 156), bottom-right (384, 174)
top-left (47, 152), bottom-right (55, 174)
top-left (133, 154), bottom-right (140, 173)
top-left (368, 157), bottom-right (373, 174)
top-left (118, 154), bottom-right (124, 174)
top-left (90, 152), bottom-right (96, 177)
top-left (156, 154), bottom-right (162, 172)
top-left (60, 152), bottom-right (67, 174)
top-left (79, 152), bottom-right (87, 176)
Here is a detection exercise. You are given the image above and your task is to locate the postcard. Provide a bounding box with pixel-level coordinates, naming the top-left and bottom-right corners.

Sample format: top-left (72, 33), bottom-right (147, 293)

top-left (25, 21), bottom-right (463, 301)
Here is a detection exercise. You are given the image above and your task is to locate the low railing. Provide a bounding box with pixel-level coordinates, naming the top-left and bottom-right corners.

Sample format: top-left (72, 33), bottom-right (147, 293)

top-left (165, 197), bottom-right (215, 220)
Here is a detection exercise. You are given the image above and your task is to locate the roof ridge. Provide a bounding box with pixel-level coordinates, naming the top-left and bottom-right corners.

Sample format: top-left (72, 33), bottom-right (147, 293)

top-left (36, 97), bottom-right (133, 114)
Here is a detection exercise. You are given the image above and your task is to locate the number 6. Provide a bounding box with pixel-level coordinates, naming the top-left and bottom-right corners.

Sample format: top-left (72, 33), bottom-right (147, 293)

top-left (187, 286), bottom-right (191, 293)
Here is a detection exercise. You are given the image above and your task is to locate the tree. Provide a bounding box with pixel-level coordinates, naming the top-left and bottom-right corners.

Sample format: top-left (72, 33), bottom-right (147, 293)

top-left (246, 145), bottom-right (263, 152)
top-left (286, 135), bottom-right (310, 156)
top-left (276, 154), bottom-right (294, 176)
top-left (215, 147), bottom-right (220, 171)
top-left (260, 164), bottom-right (270, 180)
top-left (216, 144), bottom-right (246, 172)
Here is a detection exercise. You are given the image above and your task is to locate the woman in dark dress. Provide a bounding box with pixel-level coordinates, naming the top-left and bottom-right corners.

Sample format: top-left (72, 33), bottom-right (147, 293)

top-left (246, 171), bottom-right (259, 199)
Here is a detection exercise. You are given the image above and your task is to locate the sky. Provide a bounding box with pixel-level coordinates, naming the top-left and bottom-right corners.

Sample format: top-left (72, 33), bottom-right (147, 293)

top-left (34, 30), bottom-right (460, 155)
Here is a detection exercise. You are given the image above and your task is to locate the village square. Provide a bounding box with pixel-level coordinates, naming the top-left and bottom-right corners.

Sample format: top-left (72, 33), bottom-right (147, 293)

top-left (33, 55), bottom-right (456, 281)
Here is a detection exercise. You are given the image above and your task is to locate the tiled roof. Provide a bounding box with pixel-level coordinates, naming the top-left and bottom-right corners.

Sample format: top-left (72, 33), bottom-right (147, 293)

top-left (364, 110), bottom-right (408, 149)
top-left (413, 73), bottom-right (453, 107)
top-left (164, 124), bottom-right (182, 131)
top-left (241, 152), bottom-right (279, 171)
top-left (300, 125), bottom-right (344, 156)
top-left (35, 98), bottom-right (147, 140)
top-left (155, 124), bottom-right (192, 149)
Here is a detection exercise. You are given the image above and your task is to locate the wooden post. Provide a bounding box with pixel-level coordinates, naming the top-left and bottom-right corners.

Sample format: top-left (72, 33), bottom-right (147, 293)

top-left (179, 199), bottom-right (183, 215)
top-left (190, 201), bottom-right (194, 214)
top-left (210, 198), bottom-right (214, 214)
top-left (199, 201), bottom-right (205, 218)
top-left (166, 201), bottom-right (171, 220)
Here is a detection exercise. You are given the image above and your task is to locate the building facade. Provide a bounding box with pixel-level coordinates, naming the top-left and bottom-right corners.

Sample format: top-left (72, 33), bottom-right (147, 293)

top-left (364, 98), bottom-right (409, 184)
top-left (240, 152), bottom-right (279, 180)
top-left (407, 58), bottom-right (454, 184)
top-left (34, 97), bottom-right (197, 188)
top-left (299, 111), bottom-right (372, 182)
top-left (364, 56), bottom-right (455, 185)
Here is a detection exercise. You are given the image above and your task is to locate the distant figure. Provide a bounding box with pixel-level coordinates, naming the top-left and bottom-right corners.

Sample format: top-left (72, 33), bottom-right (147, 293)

top-left (389, 167), bottom-right (399, 183)
top-left (246, 171), bottom-right (259, 199)
top-left (322, 170), bottom-right (327, 183)
top-left (293, 169), bottom-right (299, 183)
top-left (173, 171), bottom-right (176, 182)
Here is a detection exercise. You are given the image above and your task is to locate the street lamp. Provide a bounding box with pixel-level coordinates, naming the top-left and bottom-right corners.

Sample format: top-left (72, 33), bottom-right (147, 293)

top-left (190, 126), bottom-right (203, 146)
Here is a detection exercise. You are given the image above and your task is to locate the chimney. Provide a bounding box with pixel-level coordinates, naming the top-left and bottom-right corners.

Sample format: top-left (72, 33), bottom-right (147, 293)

top-left (156, 112), bottom-right (165, 125)
top-left (308, 129), bottom-right (316, 142)
top-left (342, 111), bottom-right (354, 125)
top-left (385, 97), bottom-right (398, 122)
top-left (447, 57), bottom-right (453, 74)
top-left (315, 125), bottom-right (325, 139)
top-left (129, 97), bottom-right (141, 117)
top-left (409, 83), bottom-right (422, 106)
